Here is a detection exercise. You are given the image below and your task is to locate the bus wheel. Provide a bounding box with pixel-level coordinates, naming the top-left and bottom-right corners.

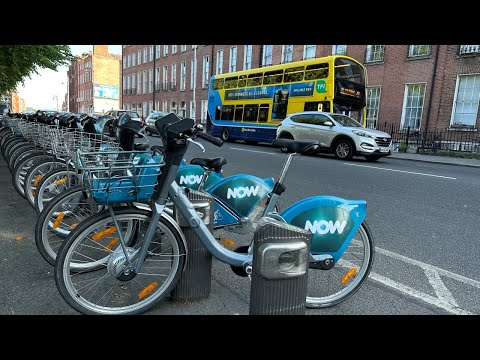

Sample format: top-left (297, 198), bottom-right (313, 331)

top-left (221, 128), bottom-right (230, 142)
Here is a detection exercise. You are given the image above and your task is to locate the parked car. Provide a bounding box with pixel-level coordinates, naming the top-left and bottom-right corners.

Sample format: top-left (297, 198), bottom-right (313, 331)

top-left (111, 111), bottom-right (144, 139)
top-left (144, 111), bottom-right (169, 136)
top-left (104, 109), bottom-right (142, 136)
top-left (276, 111), bottom-right (392, 161)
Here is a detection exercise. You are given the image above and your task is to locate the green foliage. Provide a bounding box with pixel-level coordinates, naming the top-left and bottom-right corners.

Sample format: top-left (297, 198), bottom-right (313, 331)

top-left (399, 141), bottom-right (408, 153)
top-left (0, 45), bottom-right (75, 96)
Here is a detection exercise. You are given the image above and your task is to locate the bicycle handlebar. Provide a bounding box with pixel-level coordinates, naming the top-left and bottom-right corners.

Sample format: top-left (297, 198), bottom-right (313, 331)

top-left (196, 131), bottom-right (223, 147)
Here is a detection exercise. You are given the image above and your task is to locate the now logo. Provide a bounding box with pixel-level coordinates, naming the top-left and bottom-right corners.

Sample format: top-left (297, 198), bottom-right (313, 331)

top-left (227, 185), bottom-right (259, 199)
top-left (304, 220), bottom-right (347, 235)
top-left (179, 174), bottom-right (202, 185)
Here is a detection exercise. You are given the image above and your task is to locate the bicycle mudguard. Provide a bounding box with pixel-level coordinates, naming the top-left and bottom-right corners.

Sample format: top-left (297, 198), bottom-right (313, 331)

top-left (205, 174), bottom-right (274, 218)
top-left (176, 162), bottom-right (223, 190)
top-left (280, 196), bottom-right (366, 262)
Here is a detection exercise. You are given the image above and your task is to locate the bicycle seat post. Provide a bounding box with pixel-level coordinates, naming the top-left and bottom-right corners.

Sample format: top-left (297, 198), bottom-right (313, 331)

top-left (197, 168), bottom-right (212, 191)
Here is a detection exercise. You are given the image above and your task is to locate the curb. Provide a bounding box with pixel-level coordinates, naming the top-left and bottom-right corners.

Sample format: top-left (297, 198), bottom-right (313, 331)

top-left (388, 155), bottom-right (480, 169)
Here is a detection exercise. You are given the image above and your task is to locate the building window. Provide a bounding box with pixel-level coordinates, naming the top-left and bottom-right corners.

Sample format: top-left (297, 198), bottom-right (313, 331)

top-left (181, 45), bottom-right (187, 52)
top-left (162, 100), bottom-right (167, 112)
top-left (282, 45), bottom-right (293, 63)
top-left (131, 73), bottom-right (136, 94)
top-left (149, 45), bottom-right (154, 62)
top-left (202, 56), bottom-right (209, 88)
top-left (143, 70), bottom-right (147, 94)
top-left (333, 45), bottom-right (347, 55)
top-left (148, 69), bottom-right (153, 93)
top-left (201, 99), bottom-right (208, 123)
top-left (137, 71), bottom-right (141, 94)
top-left (155, 101), bottom-right (159, 111)
top-left (172, 45), bottom-right (177, 54)
top-left (122, 75), bottom-right (126, 92)
top-left (162, 65), bottom-right (168, 90)
top-left (155, 67), bottom-right (160, 92)
top-left (366, 86), bottom-right (381, 129)
top-left (401, 83), bottom-right (426, 130)
top-left (229, 46), bottom-right (237, 72)
top-left (244, 45), bottom-right (252, 70)
top-left (190, 100), bottom-right (195, 119)
top-left (451, 74), bottom-right (480, 128)
top-left (149, 101), bottom-right (153, 115)
top-left (143, 47), bottom-right (147, 63)
top-left (192, 45), bottom-right (197, 49)
top-left (132, 53), bottom-right (136, 67)
top-left (171, 64), bottom-right (177, 90)
top-left (155, 45), bottom-right (161, 59)
top-left (366, 45), bottom-right (385, 63)
top-left (216, 49), bottom-right (223, 75)
top-left (408, 45), bottom-right (432, 58)
top-left (171, 101), bottom-right (177, 114)
top-left (122, 56), bottom-right (126, 69)
top-left (459, 45), bottom-right (480, 55)
top-left (262, 45), bottom-right (273, 66)
top-left (137, 50), bottom-right (141, 66)
top-left (190, 58), bottom-right (196, 90)
top-left (127, 75), bottom-right (131, 94)
top-left (163, 45), bottom-right (168, 57)
top-left (180, 61), bottom-right (186, 91)
top-left (127, 54), bottom-right (131, 68)
top-left (143, 101), bottom-right (148, 117)
top-left (304, 45), bottom-right (316, 60)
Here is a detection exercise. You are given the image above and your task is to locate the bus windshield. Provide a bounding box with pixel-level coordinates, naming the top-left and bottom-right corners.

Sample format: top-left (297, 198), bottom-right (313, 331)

top-left (335, 58), bottom-right (364, 85)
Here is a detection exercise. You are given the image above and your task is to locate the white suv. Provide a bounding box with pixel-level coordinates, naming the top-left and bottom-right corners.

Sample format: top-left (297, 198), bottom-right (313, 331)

top-left (276, 111), bottom-right (392, 161)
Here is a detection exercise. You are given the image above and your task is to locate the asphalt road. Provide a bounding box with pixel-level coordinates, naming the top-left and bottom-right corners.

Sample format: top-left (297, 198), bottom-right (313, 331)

top-left (1, 136), bottom-right (479, 315)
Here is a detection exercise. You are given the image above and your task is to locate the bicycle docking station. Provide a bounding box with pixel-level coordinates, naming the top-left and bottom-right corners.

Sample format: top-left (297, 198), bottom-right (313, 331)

top-left (172, 188), bottom-right (215, 300)
top-left (249, 217), bottom-right (311, 315)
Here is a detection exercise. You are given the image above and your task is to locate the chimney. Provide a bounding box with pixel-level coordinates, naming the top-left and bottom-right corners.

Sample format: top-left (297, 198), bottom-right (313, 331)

top-left (93, 45), bottom-right (109, 56)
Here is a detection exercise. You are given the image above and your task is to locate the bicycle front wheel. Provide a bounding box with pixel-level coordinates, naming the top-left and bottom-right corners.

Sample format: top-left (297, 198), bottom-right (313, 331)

top-left (306, 221), bottom-right (374, 308)
top-left (55, 208), bottom-right (186, 315)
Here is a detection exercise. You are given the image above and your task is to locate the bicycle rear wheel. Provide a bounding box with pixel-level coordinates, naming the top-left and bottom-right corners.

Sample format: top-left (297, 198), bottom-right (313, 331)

top-left (54, 208), bottom-right (186, 315)
top-left (34, 167), bottom-right (79, 214)
top-left (306, 221), bottom-right (374, 308)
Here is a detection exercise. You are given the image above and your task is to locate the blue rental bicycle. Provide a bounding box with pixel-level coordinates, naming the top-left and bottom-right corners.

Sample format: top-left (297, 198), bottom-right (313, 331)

top-left (54, 115), bottom-right (374, 314)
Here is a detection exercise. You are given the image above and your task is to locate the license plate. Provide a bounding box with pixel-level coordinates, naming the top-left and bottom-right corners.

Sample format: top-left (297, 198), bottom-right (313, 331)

top-left (380, 147), bottom-right (390, 153)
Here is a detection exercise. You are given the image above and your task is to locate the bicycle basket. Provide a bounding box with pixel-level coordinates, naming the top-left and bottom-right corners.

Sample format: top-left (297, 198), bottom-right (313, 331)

top-left (77, 150), bottom-right (165, 204)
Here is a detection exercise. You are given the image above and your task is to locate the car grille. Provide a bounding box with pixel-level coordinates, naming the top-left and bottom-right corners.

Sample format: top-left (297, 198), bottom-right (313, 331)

top-left (375, 137), bottom-right (391, 147)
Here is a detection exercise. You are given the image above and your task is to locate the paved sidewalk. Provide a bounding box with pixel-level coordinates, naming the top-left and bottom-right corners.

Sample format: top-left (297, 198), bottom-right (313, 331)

top-left (388, 151), bottom-right (480, 168)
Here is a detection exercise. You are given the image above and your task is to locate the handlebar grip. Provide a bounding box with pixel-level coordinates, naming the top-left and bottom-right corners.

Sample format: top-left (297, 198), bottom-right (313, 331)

top-left (197, 131), bottom-right (224, 147)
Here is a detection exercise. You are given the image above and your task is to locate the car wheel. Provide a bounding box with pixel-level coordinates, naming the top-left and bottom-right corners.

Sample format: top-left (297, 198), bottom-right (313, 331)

top-left (278, 134), bottom-right (294, 153)
top-left (145, 128), bottom-right (151, 136)
top-left (334, 139), bottom-right (354, 160)
top-left (364, 155), bottom-right (381, 162)
top-left (220, 128), bottom-right (230, 142)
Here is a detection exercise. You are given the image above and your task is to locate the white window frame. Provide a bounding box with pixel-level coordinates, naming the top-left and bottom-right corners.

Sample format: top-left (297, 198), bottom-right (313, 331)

top-left (190, 58), bottom-right (197, 90)
top-left (366, 45), bottom-right (385, 63)
top-left (201, 99), bottom-right (208, 123)
top-left (171, 63), bottom-right (177, 89)
top-left (127, 54), bottom-right (131, 68)
top-left (332, 45), bottom-right (347, 55)
top-left (142, 70), bottom-right (147, 94)
top-left (162, 100), bottom-right (167, 112)
top-left (303, 45), bottom-right (316, 60)
top-left (155, 45), bottom-right (161, 59)
top-left (202, 56), bottom-right (209, 88)
top-left (155, 101), bottom-right (159, 111)
top-left (149, 45), bottom-right (154, 62)
top-left (122, 56), bottom-right (126, 69)
top-left (408, 45), bottom-right (432, 58)
top-left (181, 45), bottom-right (187, 52)
top-left (137, 50), bottom-right (141, 65)
top-left (163, 45), bottom-right (168, 57)
top-left (216, 49), bottom-right (223, 75)
top-left (180, 61), bottom-right (186, 91)
top-left (172, 45), bottom-right (177, 54)
top-left (190, 100), bottom-right (195, 119)
top-left (132, 52), bottom-right (136, 67)
top-left (148, 69), bottom-right (153, 93)
top-left (162, 65), bottom-right (168, 88)
top-left (450, 73), bottom-right (480, 128)
top-left (127, 75), bottom-right (131, 93)
top-left (400, 82), bottom-right (427, 130)
top-left (262, 45), bottom-right (273, 66)
top-left (149, 101), bottom-right (153, 115)
top-left (143, 47), bottom-right (147, 63)
top-left (137, 71), bottom-right (141, 93)
top-left (366, 86), bottom-right (382, 129)
top-left (131, 72), bottom-right (136, 93)
top-left (229, 46), bottom-right (237, 72)
top-left (281, 45), bottom-right (293, 63)
top-left (155, 67), bottom-right (160, 91)
top-left (243, 45), bottom-right (252, 70)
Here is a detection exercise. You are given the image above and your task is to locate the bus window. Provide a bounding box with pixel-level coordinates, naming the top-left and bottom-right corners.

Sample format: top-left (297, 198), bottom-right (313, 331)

top-left (215, 105), bottom-right (221, 120)
top-left (234, 105), bottom-right (244, 121)
top-left (263, 70), bottom-right (284, 85)
top-left (284, 66), bottom-right (304, 83)
top-left (238, 75), bottom-right (247, 88)
top-left (304, 102), bottom-right (320, 111)
top-left (244, 104), bottom-right (259, 122)
top-left (212, 78), bottom-right (224, 90)
top-left (247, 72), bottom-right (263, 87)
top-left (304, 63), bottom-right (329, 80)
top-left (221, 105), bottom-right (234, 120)
top-left (224, 76), bottom-right (238, 89)
top-left (258, 104), bottom-right (269, 122)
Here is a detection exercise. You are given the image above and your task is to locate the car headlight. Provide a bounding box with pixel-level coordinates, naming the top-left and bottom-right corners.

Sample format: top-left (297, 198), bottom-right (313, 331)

top-left (352, 130), bottom-right (376, 138)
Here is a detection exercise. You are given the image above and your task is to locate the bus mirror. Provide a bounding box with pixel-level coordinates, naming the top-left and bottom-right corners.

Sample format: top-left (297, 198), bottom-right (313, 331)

top-left (324, 121), bottom-right (333, 126)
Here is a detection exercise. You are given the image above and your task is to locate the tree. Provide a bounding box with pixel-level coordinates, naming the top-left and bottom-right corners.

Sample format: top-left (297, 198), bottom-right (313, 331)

top-left (0, 45), bottom-right (75, 96)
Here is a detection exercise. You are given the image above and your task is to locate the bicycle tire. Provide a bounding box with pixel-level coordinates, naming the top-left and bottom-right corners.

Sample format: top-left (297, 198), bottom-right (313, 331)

top-left (54, 207), bottom-right (186, 315)
top-left (11, 153), bottom-right (51, 198)
top-left (34, 166), bottom-right (78, 214)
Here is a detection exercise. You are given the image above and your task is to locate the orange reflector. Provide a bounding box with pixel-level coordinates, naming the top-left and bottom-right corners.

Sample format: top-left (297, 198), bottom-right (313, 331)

top-left (52, 212), bottom-right (65, 229)
top-left (91, 226), bottom-right (116, 241)
top-left (105, 238), bottom-right (119, 251)
top-left (32, 190), bottom-right (36, 195)
top-left (341, 268), bottom-right (358, 285)
top-left (15, 236), bottom-right (23, 241)
top-left (70, 223), bottom-right (78, 229)
top-left (33, 175), bottom-right (42, 187)
top-left (222, 238), bottom-right (236, 248)
top-left (54, 177), bottom-right (68, 186)
top-left (138, 281), bottom-right (158, 300)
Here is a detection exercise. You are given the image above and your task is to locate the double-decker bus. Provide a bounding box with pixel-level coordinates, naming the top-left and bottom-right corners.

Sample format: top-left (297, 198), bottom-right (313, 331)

top-left (206, 55), bottom-right (367, 144)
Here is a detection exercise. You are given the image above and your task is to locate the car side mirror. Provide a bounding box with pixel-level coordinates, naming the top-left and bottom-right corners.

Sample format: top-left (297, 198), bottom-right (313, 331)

top-left (324, 121), bottom-right (333, 126)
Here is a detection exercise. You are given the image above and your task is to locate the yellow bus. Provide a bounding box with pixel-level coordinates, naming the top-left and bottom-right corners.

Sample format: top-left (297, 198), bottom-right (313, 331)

top-left (206, 55), bottom-right (367, 143)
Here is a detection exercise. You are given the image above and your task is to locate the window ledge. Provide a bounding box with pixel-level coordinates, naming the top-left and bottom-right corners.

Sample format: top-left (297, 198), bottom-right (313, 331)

top-left (448, 126), bottom-right (477, 132)
top-left (365, 60), bottom-right (384, 66)
top-left (407, 55), bottom-right (431, 61)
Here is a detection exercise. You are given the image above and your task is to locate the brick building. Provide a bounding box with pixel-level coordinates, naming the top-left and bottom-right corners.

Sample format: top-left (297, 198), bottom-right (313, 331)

top-left (68, 45), bottom-right (121, 114)
top-left (121, 45), bottom-right (480, 130)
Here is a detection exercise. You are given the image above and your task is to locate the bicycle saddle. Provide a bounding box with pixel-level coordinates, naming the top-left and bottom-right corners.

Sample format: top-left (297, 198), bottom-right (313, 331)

top-left (134, 143), bottom-right (149, 151)
top-left (190, 157), bottom-right (227, 172)
top-left (272, 139), bottom-right (320, 154)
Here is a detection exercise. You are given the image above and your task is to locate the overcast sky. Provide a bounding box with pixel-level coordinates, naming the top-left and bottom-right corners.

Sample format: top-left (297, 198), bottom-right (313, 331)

top-left (17, 45), bottom-right (122, 110)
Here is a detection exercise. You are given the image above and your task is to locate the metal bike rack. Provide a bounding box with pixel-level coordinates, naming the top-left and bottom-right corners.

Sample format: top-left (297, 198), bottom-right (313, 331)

top-left (171, 189), bottom-right (215, 300)
top-left (249, 217), bottom-right (311, 315)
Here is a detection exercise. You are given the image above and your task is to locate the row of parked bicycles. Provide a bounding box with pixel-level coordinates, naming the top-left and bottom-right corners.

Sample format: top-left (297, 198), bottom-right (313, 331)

top-left (0, 111), bottom-right (375, 315)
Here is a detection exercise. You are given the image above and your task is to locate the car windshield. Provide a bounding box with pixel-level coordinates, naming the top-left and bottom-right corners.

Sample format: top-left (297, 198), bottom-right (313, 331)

top-left (123, 111), bottom-right (140, 118)
top-left (330, 114), bottom-right (363, 128)
top-left (148, 112), bottom-right (167, 120)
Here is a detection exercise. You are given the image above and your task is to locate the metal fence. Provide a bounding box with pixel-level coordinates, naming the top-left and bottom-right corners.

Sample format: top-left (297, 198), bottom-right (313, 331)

top-left (376, 123), bottom-right (480, 154)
